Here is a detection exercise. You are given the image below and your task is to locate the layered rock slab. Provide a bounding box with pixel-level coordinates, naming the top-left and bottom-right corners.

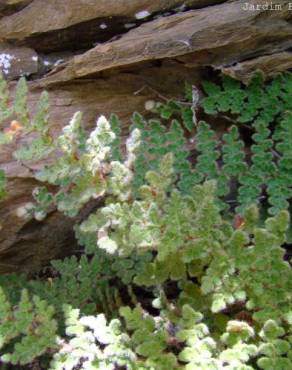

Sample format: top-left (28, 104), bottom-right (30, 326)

top-left (0, 0), bottom-right (226, 51)
top-left (40, 0), bottom-right (292, 85)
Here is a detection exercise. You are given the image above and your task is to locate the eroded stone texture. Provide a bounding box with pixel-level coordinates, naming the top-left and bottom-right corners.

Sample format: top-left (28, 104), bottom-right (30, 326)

top-left (0, 0), bottom-right (32, 17)
top-left (0, 0), bottom-right (227, 51)
top-left (40, 0), bottom-right (292, 85)
top-left (0, 44), bottom-right (38, 79)
top-left (219, 52), bottom-right (292, 83)
top-left (0, 177), bottom-right (75, 274)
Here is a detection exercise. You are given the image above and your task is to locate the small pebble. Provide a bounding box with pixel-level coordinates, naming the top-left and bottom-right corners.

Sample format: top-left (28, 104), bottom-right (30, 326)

top-left (145, 100), bottom-right (156, 111)
top-left (135, 10), bottom-right (150, 19)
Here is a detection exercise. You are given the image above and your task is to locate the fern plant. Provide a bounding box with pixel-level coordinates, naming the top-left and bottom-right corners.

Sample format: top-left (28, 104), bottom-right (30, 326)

top-left (0, 73), bottom-right (291, 370)
top-left (0, 288), bottom-right (57, 365)
top-left (48, 303), bottom-right (291, 370)
top-left (2, 72), bottom-right (292, 216)
top-left (124, 73), bottom-right (292, 215)
top-left (201, 73), bottom-right (292, 124)
top-left (82, 153), bottom-right (292, 323)
top-left (129, 113), bottom-right (292, 214)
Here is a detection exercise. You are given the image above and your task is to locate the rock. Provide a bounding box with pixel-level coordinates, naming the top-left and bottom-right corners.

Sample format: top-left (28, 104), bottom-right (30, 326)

top-left (37, 51), bottom-right (76, 76)
top-left (40, 0), bottom-right (292, 86)
top-left (0, 178), bottom-right (76, 274)
top-left (219, 52), bottom-right (292, 84)
top-left (0, 44), bottom-right (38, 79)
top-left (0, 0), bottom-right (32, 17)
top-left (0, 0), bottom-right (226, 51)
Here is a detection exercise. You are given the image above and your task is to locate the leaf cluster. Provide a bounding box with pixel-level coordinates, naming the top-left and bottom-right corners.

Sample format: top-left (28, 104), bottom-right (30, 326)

top-left (0, 74), bottom-right (291, 370)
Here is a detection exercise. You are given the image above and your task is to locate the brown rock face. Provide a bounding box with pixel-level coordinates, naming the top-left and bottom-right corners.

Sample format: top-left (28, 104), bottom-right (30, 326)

top-left (0, 177), bottom-right (75, 273)
top-left (41, 0), bottom-right (292, 85)
top-left (0, 0), bottom-right (291, 273)
top-left (0, 44), bottom-right (38, 79)
top-left (0, 0), bottom-right (33, 17)
top-left (0, 0), bottom-right (226, 51)
top-left (220, 52), bottom-right (292, 84)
